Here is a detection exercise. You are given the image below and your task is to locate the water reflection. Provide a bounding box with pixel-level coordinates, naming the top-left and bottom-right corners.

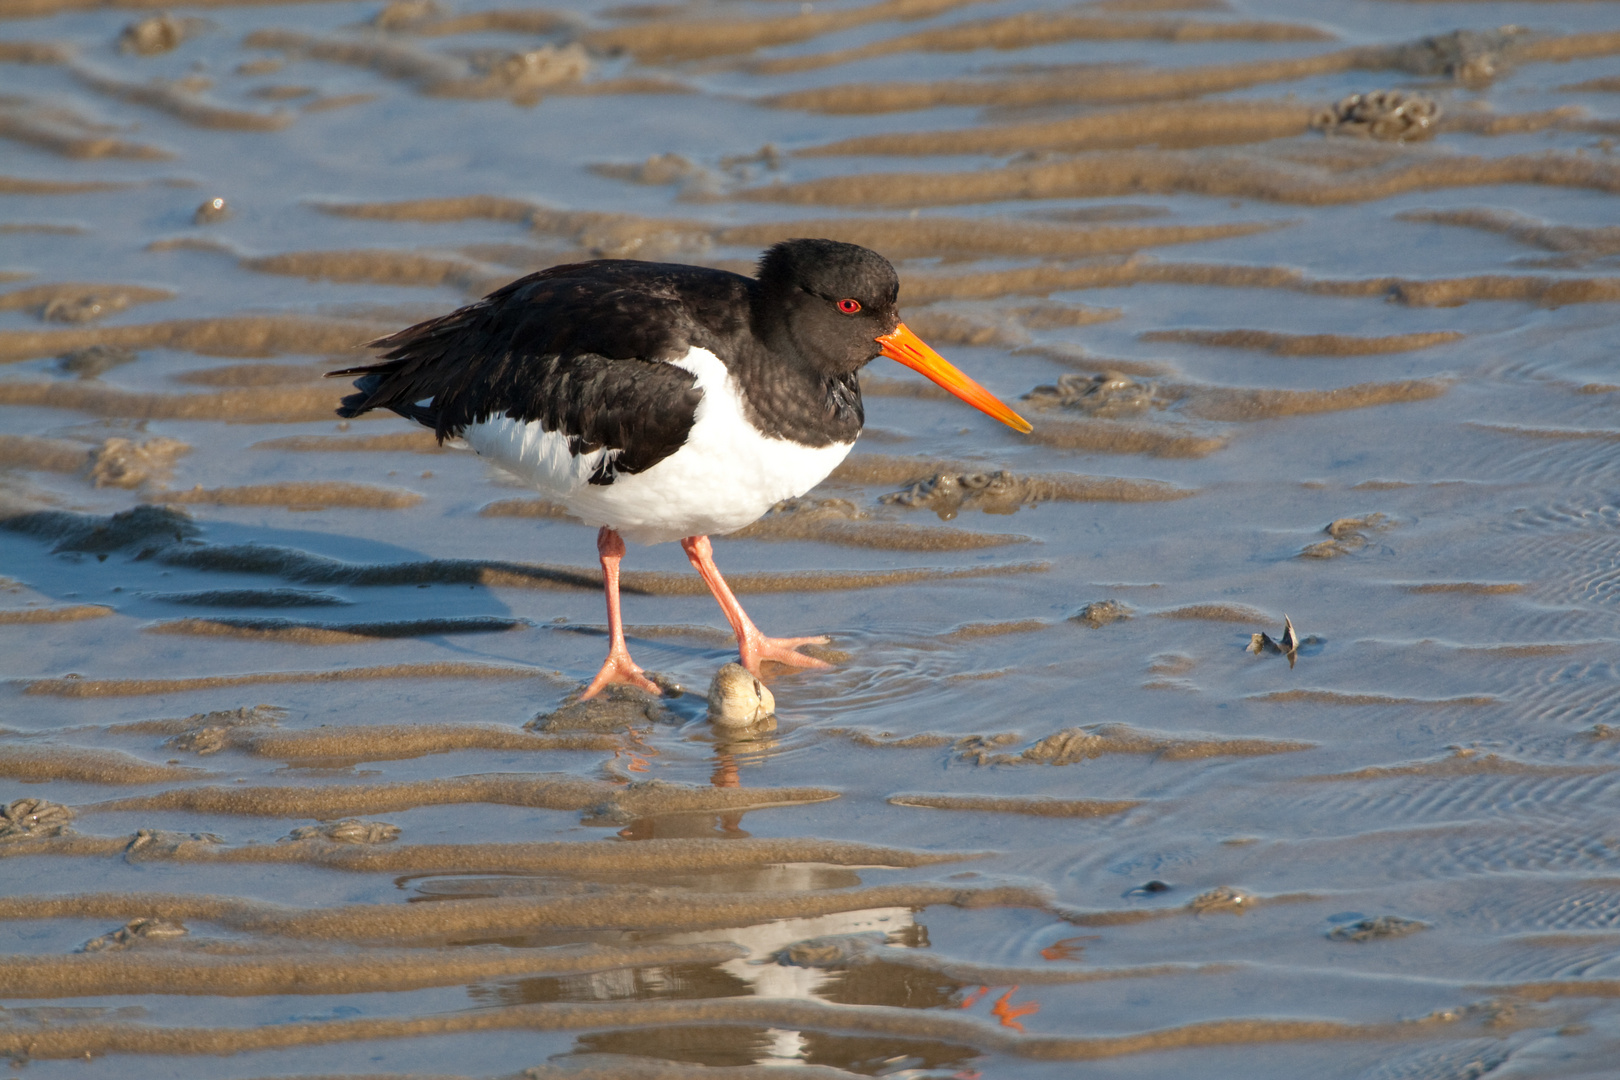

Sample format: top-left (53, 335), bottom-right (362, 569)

top-left (452, 890), bottom-right (984, 1071)
top-left (441, 825), bottom-right (982, 1071)
top-left (469, 961), bottom-right (752, 1007)
top-left (558, 723), bottom-right (992, 1068)
top-left (570, 1026), bottom-right (980, 1077)
top-left (571, 1025), bottom-right (782, 1069)
top-left (604, 725), bottom-right (784, 840)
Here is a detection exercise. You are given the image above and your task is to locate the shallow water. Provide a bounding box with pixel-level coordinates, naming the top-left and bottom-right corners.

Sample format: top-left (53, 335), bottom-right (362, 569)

top-left (1, 0), bottom-right (1619, 1075)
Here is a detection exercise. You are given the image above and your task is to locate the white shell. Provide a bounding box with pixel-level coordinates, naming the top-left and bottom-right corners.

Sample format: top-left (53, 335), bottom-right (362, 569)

top-left (463, 348), bottom-right (854, 545)
top-left (707, 662), bottom-right (776, 728)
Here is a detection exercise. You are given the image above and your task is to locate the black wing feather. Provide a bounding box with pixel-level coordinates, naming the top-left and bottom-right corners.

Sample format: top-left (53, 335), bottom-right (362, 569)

top-left (331, 262), bottom-right (721, 482)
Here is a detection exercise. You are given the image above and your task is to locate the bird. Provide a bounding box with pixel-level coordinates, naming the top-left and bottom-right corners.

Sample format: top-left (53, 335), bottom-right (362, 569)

top-left (330, 238), bottom-right (1031, 699)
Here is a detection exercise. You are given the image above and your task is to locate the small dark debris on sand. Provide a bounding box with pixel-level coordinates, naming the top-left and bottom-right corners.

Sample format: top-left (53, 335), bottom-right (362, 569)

top-left (529, 683), bottom-right (675, 733)
top-left (1189, 886), bottom-right (1253, 914)
top-left (120, 14), bottom-right (207, 56)
top-left (1072, 600), bottom-right (1132, 628)
top-left (39, 292), bottom-right (134, 324)
top-left (953, 733), bottom-right (1022, 765)
top-left (125, 704), bottom-right (285, 746)
top-left (1313, 91), bottom-right (1440, 141)
top-left (89, 436), bottom-right (190, 489)
top-left (881, 470), bottom-right (1039, 519)
top-left (882, 468), bottom-right (1188, 518)
top-left (1328, 914), bottom-right (1429, 942)
top-left (57, 344), bottom-right (138, 378)
top-left (282, 818), bottom-right (400, 844)
top-left (1023, 372), bottom-right (1160, 418)
top-left (0, 796), bottom-right (74, 842)
top-left (1301, 513), bottom-right (1392, 559)
top-left (80, 917), bottom-right (188, 952)
top-left (125, 829), bottom-right (223, 860)
top-left (167, 726), bottom-right (234, 755)
top-left (590, 152), bottom-right (720, 197)
top-left (1387, 26), bottom-right (1529, 85)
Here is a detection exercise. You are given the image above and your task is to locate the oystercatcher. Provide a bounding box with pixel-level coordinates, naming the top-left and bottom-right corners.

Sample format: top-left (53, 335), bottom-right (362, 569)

top-left (331, 239), bottom-right (1030, 698)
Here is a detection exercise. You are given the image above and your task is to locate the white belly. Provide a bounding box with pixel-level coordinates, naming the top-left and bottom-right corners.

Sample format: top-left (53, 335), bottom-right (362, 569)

top-left (462, 348), bottom-right (854, 545)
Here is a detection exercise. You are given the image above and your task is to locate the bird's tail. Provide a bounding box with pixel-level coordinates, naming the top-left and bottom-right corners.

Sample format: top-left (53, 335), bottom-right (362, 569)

top-left (326, 362), bottom-right (424, 422)
top-left (326, 336), bottom-right (441, 428)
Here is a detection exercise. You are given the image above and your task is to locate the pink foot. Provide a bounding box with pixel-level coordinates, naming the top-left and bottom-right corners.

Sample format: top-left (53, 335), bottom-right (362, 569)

top-left (583, 525), bottom-right (660, 700)
top-left (581, 648), bottom-right (661, 700)
top-left (680, 534), bottom-right (838, 680)
top-left (739, 630), bottom-right (833, 676)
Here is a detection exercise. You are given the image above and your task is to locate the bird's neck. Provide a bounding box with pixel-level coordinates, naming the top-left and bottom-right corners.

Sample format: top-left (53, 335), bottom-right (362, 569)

top-left (723, 338), bottom-right (864, 447)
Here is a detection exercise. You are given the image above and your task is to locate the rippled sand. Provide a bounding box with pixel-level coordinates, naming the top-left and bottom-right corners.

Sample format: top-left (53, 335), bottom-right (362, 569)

top-left (3, 0), bottom-right (1620, 1075)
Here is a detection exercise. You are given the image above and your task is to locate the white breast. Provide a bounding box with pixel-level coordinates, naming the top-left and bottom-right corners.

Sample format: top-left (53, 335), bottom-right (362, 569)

top-left (463, 348), bottom-right (854, 546)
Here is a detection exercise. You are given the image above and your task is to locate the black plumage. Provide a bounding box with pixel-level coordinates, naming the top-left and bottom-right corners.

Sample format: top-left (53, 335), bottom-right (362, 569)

top-left (331, 243), bottom-right (899, 482)
top-left (333, 263), bottom-right (707, 482)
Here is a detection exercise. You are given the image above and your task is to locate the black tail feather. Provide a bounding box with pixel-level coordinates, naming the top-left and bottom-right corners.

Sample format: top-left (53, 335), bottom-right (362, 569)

top-left (328, 361), bottom-right (439, 429)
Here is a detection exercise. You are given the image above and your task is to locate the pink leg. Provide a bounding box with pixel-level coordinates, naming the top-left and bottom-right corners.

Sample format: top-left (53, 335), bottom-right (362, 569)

top-left (680, 535), bottom-right (831, 677)
top-left (581, 527), bottom-right (660, 700)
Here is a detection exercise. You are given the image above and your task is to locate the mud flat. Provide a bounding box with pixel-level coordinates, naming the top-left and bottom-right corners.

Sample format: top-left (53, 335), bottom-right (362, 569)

top-left (3, 0), bottom-right (1619, 1074)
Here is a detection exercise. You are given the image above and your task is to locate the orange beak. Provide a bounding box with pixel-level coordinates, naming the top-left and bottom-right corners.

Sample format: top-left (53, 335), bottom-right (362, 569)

top-left (877, 322), bottom-right (1032, 434)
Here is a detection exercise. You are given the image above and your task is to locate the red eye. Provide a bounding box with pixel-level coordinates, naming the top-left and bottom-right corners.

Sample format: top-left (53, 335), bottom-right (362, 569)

top-left (837, 298), bottom-right (861, 314)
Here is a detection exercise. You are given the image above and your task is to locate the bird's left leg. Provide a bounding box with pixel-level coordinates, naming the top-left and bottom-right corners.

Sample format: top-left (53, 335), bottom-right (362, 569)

top-left (680, 535), bottom-right (831, 677)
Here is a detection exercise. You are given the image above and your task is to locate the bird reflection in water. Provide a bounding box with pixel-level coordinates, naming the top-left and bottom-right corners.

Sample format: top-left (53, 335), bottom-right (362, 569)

top-left (706, 724), bottom-right (781, 839)
top-left (610, 667), bottom-right (780, 840)
top-left (1039, 934), bottom-right (1099, 961)
top-left (597, 665), bottom-right (1041, 1070)
top-left (609, 740), bottom-right (653, 775)
top-left (958, 984), bottom-right (1041, 1031)
top-left (702, 658), bottom-right (782, 836)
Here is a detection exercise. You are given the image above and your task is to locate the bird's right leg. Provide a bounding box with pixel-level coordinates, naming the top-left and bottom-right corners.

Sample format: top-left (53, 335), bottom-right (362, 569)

top-left (680, 534), bottom-right (831, 677)
top-left (581, 526), bottom-right (660, 699)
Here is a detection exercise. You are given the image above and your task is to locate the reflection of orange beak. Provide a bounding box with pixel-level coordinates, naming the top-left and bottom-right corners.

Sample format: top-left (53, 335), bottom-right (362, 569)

top-left (877, 323), bottom-right (1032, 434)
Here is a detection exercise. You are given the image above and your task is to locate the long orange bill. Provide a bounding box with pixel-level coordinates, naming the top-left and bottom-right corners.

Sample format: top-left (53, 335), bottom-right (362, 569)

top-left (877, 322), bottom-right (1033, 434)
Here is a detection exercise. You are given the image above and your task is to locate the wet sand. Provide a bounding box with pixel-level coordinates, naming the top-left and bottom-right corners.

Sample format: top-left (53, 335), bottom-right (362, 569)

top-left (3, 0), bottom-right (1620, 1075)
